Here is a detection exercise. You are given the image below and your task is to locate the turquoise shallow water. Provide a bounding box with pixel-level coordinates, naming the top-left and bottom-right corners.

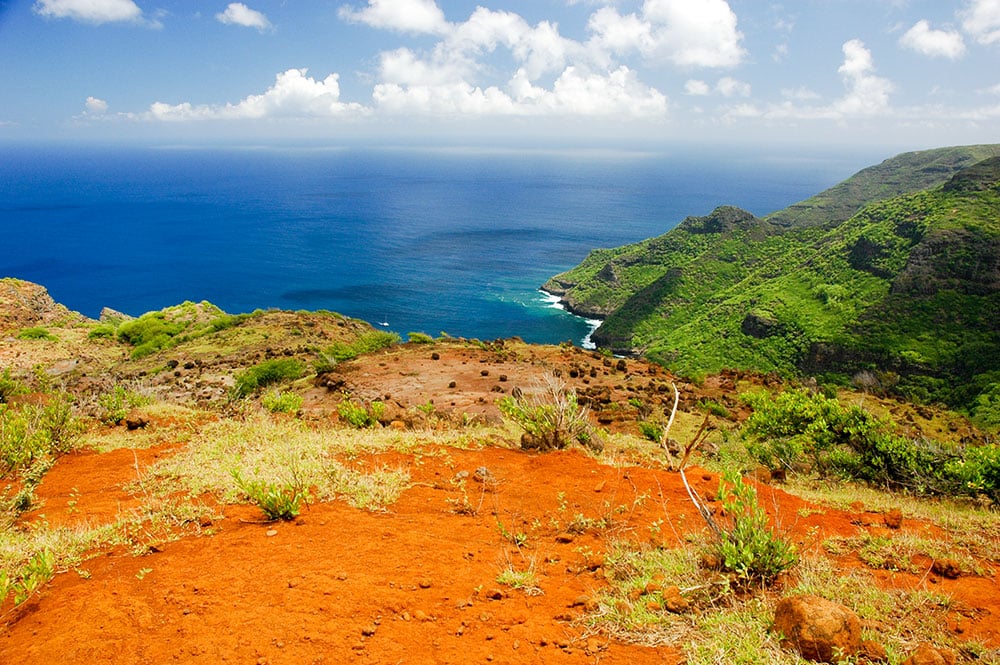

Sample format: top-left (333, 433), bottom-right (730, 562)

top-left (0, 144), bottom-right (863, 345)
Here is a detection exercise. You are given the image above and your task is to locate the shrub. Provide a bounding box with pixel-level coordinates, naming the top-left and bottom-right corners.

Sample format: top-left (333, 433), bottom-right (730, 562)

top-left (638, 420), bottom-right (663, 443)
top-left (261, 390), bottom-right (303, 415)
top-left (337, 398), bottom-right (385, 428)
top-left (708, 471), bottom-right (798, 587)
top-left (16, 327), bottom-right (57, 341)
top-left (407, 332), bottom-right (435, 344)
top-left (0, 395), bottom-right (80, 474)
top-left (0, 549), bottom-right (55, 607)
top-left (0, 368), bottom-right (28, 403)
top-left (97, 385), bottom-right (152, 425)
top-left (232, 359), bottom-right (304, 399)
top-left (321, 330), bottom-right (401, 363)
top-left (232, 471), bottom-right (306, 521)
top-left (497, 374), bottom-right (600, 452)
top-left (116, 312), bottom-right (187, 359)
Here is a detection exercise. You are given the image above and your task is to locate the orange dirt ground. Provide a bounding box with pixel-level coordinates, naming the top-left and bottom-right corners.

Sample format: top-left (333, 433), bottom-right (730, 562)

top-left (1, 344), bottom-right (998, 664)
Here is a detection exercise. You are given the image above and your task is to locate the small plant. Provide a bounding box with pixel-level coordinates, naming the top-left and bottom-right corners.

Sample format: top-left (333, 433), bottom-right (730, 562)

top-left (337, 398), bottom-right (385, 428)
top-left (497, 373), bottom-right (599, 452)
top-left (0, 549), bottom-right (55, 607)
top-left (232, 471), bottom-right (307, 521)
top-left (15, 327), bottom-right (57, 341)
top-left (497, 519), bottom-right (529, 547)
top-left (708, 471), bottom-right (798, 587)
top-left (98, 385), bottom-right (152, 425)
top-left (0, 368), bottom-right (28, 403)
top-left (496, 564), bottom-right (540, 594)
top-left (638, 420), bottom-right (664, 442)
top-left (261, 390), bottom-right (303, 415)
top-left (232, 359), bottom-right (304, 399)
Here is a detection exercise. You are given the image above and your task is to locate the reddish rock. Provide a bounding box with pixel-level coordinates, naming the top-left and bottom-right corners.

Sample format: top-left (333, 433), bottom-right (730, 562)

top-left (773, 595), bottom-right (861, 663)
top-left (931, 558), bottom-right (961, 579)
top-left (859, 640), bottom-right (889, 664)
top-left (661, 586), bottom-right (690, 614)
top-left (883, 508), bottom-right (903, 529)
top-left (900, 643), bottom-right (957, 665)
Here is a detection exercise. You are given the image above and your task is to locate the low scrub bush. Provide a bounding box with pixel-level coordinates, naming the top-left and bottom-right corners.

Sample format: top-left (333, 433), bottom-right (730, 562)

top-left (337, 398), bottom-right (385, 428)
top-left (15, 327), bottom-right (57, 341)
top-left (708, 472), bottom-right (798, 587)
top-left (0, 369), bottom-right (28, 403)
top-left (261, 390), bottom-right (303, 415)
top-left (98, 385), bottom-right (152, 425)
top-left (232, 359), bottom-right (304, 399)
top-left (0, 395), bottom-right (80, 475)
top-left (407, 332), bottom-right (435, 344)
top-left (319, 330), bottom-right (401, 365)
top-left (497, 374), bottom-right (600, 452)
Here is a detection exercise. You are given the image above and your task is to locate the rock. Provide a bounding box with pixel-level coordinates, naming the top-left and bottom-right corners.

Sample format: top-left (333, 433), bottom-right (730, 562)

top-left (772, 594), bottom-right (861, 663)
top-left (883, 508), bottom-right (903, 529)
top-left (661, 586), bottom-right (690, 614)
top-left (931, 558), bottom-right (961, 579)
top-left (899, 643), bottom-right (957, 665)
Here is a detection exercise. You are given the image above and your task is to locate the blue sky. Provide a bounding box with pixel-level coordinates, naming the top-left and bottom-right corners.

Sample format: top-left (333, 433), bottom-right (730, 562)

top-left (1, 0), bottom-right (998, 149)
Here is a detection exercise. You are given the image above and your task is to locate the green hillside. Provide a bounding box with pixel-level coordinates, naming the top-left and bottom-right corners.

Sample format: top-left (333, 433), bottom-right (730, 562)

top-left (544, 146), bottom-right (1000, 427)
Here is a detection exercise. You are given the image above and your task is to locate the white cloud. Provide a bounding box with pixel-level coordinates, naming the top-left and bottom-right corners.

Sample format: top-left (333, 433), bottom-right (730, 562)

top-left (684, 79), bottom-right (711, 96)
top-left (588, 0), bottom-right (745, 68)
top-left (216, 3), bottom-right (272, 32)
top-left (144, 69), bottom-right (366, 121)
top-left (979, 82), bottom-right (1000, 95)
top-left (85, 96), bottom-right (109, 114)
top-left (834, 39), bottom-right (893, 116)
top-left (33, 0), bottom-right (142, 24)
top-left (716, 76), bottom-right (750, 97)
top-left (339, 0), bottom-right (449, 36)
top-left (781, 86), bottom-right (821, 101)
top-left (373, 65), bottom-right (667, 117)
top-left (961, 0), bottom-right (1000, 45)
top-left (899, 20), bottom-right (966, 59)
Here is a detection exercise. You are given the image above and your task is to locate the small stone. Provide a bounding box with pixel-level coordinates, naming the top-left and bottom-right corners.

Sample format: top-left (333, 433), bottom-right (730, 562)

top-left (418, 579), bottom-right (432, 589)
top-left (265, 529), bottom-right (278, 537)
top-left (662, 586), bottom-right (690, 614)
top-left (900, 643), bottom-right (957, 665)
top-left (414, 610), bottom-right (430, 622)
top-left (884, 508), bottom-right (903, 529)
top-left (555, 533), bottom-right (574, 544)
top-left (860, 640), bottom-right (889, 664)
top-left (362, 625), bottom-right (377, 636)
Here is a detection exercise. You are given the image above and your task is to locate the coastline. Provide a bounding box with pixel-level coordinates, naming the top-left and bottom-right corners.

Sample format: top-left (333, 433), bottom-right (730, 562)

top-left (538, 288), bottom-right (602, 350)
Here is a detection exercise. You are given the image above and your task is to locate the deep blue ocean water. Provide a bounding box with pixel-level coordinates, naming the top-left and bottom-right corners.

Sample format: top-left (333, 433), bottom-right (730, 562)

top-left (0, 145), bottom-right (866, 345)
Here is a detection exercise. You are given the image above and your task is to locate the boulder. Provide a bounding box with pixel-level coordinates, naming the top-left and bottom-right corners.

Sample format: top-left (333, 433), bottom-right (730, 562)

top-left (773, 594), bottom-right (861, 663)
top-left (900, 643), bottom-right (957, 665)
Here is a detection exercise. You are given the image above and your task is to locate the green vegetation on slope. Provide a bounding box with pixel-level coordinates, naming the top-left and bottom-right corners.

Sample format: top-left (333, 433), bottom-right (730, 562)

top-left (545, 146), bottom-right (1000, 426)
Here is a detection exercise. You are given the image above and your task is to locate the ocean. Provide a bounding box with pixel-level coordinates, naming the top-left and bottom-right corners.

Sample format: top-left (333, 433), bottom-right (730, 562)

top-left (0, 144), bottom-right (866, 346)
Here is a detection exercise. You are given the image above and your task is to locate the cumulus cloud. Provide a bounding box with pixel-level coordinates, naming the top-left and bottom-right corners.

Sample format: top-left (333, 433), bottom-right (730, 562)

top-left (833, 39), bottom-right (894, 116)
top-left (216, 3), bottom-right (272, 32)
top-left (85, 96), bottom-right (109, 114)
top-left (588, 0), bottom-right (745, 67)
top-left (961, 0), bottom-right (1000, 45)
top-left (684, 79), bottom-right (711, 96)
top-left (899, 20), bottom-right (966, 59)
top-left (144, 69), bottom-right (366, 121)
top-left (33, 0), bottom-right (143, 24)
top-left (339, 0), bottom-right (449, 36)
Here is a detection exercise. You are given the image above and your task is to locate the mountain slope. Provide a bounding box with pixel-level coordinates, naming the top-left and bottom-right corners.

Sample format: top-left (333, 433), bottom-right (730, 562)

top-left (544, 147), bottom-right (1000, 424)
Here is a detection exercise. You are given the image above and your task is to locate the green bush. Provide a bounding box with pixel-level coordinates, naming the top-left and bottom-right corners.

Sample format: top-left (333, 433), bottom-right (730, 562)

top-left (320, 330), bottom-right (401, 364)
top-left (117, 312), bottom-right (187, 359)
top-left (16, 327), bottom-right (57, 341)
top-left (0, 395), bottom-right (80, 475)
top-left (232, 359), bottom-right (304, 399)
top-left (337, 399), bottom-right (385, 428)
top-left (262, 390), bottom-right (303, 415)
top-left (710, 471), bottom-right (797, 587)
top-left (0, 549), bottom-right (55, 607)
top-left (232, 472), bottom-right (306, 521)
top-left (945, 444), bottom-right (1000, 505)
top-left (407, 332), bottom-right (435, 344)
top-left (97, 385), bottom-right (152, 425)
top-left (0, 368), bottom-right (28, 403)
top-left (638, 420), bottom-right (663, 443)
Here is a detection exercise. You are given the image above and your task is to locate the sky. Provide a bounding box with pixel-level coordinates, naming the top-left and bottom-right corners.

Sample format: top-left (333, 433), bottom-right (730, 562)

top-left (0, 0), bottom-right (999, 149)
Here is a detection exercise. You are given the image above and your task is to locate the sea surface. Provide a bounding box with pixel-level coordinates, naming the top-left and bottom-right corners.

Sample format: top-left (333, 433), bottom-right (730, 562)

top-left (0, 144), bottom-right (868, 345)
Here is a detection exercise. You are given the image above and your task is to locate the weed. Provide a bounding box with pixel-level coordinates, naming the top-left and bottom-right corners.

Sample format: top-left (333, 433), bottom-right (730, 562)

top-left (261, 390), bottom-right (303, 415)
top-left (0, 549), bottom-right (55, 607)
top-left (496, 563), bottom-right (540, 594)
top-left (232, 471), bottom-right (307, 521)
top-left (0, 369), bottom-right (28, 403)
